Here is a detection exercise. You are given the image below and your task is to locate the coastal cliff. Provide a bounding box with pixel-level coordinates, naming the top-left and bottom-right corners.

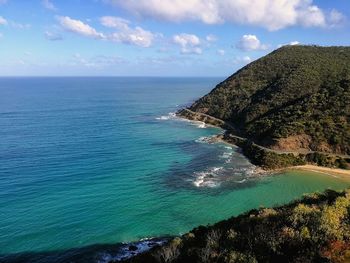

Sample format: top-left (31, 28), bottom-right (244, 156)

top-left (178, 46), bottom-right (350, 170)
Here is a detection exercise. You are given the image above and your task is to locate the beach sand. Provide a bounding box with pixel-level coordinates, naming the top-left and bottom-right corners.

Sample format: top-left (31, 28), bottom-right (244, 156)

top-left (289, 165), bottom-right (350, 179)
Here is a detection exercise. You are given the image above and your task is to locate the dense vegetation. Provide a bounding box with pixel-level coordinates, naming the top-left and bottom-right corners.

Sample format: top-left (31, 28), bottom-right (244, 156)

top-left (223, 133), bottom-right (349, 169)
top-left (189, 46), bottom-right (350, 155)
top-left (122, 189), bottom-right (350, 263)
top-left (241, 141), bottom-right (306, 169)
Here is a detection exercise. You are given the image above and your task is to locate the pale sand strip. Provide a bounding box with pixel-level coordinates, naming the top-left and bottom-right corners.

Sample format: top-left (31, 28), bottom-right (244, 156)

top-left (289, 164), bottom-right (350, 179)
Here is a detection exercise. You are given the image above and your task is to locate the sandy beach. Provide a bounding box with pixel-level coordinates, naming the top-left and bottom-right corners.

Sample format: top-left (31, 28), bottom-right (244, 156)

top-left (289, 164), bottom-right (350, 179)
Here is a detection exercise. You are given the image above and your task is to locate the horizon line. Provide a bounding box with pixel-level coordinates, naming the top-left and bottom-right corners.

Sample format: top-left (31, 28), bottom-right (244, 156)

top-left (0, 75), bottom-right (227, 78)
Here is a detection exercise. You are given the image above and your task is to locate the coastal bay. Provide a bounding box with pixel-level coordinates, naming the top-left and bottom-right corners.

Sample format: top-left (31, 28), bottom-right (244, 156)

top-left (1, 77), bottom-right (349, 263)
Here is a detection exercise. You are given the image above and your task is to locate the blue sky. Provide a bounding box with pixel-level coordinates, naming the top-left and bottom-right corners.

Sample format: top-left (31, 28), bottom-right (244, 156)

top-left (0, 0), bottom-right (349, 76)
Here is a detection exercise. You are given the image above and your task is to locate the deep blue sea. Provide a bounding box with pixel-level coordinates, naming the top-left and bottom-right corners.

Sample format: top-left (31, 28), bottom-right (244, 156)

top-left (1, 77), bottom-right (349, 262)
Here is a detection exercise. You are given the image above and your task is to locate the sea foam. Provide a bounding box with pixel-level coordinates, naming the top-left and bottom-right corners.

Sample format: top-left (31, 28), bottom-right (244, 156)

top-left (97, 238), bottom-right (167, 263)
top-left (155, 112), bottom-right (176, 120)
top-left (192, 167), bottom-right (223, 188)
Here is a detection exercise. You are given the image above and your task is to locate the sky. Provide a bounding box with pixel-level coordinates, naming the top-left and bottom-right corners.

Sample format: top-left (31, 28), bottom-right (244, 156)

top-left (0, 0), bottom-right (349, 76)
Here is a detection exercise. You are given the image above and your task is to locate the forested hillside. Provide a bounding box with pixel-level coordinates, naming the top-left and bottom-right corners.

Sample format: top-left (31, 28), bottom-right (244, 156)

top-left (189, 46), bottom-right (350, 155)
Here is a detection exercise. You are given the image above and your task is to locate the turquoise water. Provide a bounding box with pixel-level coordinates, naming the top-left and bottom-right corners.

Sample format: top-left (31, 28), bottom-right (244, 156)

top-left (1, 77), bottom-right (349, 261)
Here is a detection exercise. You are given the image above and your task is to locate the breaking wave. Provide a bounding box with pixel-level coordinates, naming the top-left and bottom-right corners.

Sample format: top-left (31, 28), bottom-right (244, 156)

top-left (97, 238), bottom-right (168, 263)
top-left (156, 112), bottom-right (212, 130)
top-left (195, 135), bottom-right (219, 144)
top-left (191, 165), bottom-right (258, 188)
top-left (155, 112), bottom-right (177, 120)
top-left (192, 167), bottom-right (224, 188)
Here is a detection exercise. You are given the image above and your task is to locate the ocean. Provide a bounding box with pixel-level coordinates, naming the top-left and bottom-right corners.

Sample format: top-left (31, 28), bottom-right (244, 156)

top-left (1, 77), bottom-right (349, 262)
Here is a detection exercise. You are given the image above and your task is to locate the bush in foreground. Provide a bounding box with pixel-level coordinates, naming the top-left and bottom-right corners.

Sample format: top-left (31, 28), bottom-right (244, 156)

top-left (121, 189), bottom-right (350, 263)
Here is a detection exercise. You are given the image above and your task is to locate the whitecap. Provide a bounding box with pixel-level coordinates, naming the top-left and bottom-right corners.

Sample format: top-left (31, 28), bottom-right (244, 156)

top-left (212, 167), bottom-right (223, 172)
top-left (155, 112), bottom-right (176, 120)
top-left (190, 163), bottom-right (261, 188)
top-left (196, 122), bottom-right (206, 128)
top-left (97, 238), bottom-right (167, 263)
top-left (191, 121), bottom-right (207, 129)
top-left (194, 136), bottom-right (216, 144)
top-left (235, 179), bottom-right (247, 184)
top-left (220, 152), bottom-right (233, 159)
top-left (195, 136), bottom-right (209, 143)
top-left (192, 167), bottom-right (223, 188)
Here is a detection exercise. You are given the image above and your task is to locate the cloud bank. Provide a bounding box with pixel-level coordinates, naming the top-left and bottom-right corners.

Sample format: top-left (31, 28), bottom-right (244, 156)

top-left (57, 16), bottom-right (156, 48)
top-left (107, 0), bottom-right (345, 31)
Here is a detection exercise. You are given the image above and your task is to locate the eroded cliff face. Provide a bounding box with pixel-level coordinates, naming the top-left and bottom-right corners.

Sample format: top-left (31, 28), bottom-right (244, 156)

top-left (267, 135), bottom-right (349, 155)
top-left (269, 135), bottom-right (312, 152)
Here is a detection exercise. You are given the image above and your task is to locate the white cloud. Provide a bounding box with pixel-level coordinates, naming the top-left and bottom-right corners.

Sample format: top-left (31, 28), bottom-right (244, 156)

top-left (298, 5), bottom-right (325, 27)
top-left (221, 56), bottom-right (252, 67)
top-left (173, 33), bottom-right (200, 47)
top-left (10, 21), bottom-right (31, 29)
top-left (277, 41), bottom-right (300, 48)
top-left (100, 16), bottom-right (130, 30)
top-left (57, 15), bottom-right (156, 47)
top-left (217, 49), bottom-right (225, 56)
top-left (100, 16), bottom-right (155, 47)
top-left (181, 47), bottom-right (202, 55)
top-left (289, 41), bottom-right (300, 45)
top-left (92, 55), bottom-right (126, 66)
top-left (42, 0), bottom-right (57, 11)
top-left (45, 31), bottom-right (62, 41)
top-left (0, 16), bottom-right (8, 25)
top-left (236, 35), bottom-right (268, 51)
top-left (71, 54), bottom-right (125, 68)
top-left (109, 0), bottom-right (220, 24)
top-left (206, 34), bottom-right (217, 42)
top-left (0, 16), bottom-right (31, 29)
top-left (328, 9), bottom-right (346, 27)
top-left (58, 16), bottom-right (105, 39)
top-left (233, 56), bottom-right (252, 64)
top-left (108, 27), bottom-right (155, 47)
top-left (242, 56), bottom-right (252, 64)
top-left (173, 33), bottom-right (202, 54)
top-left (107, 0), bottom-right (345, 31)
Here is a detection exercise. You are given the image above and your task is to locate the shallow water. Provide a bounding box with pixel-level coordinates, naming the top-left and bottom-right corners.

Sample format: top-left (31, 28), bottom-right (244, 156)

top-left (0, 77), bottom-right (349, 262)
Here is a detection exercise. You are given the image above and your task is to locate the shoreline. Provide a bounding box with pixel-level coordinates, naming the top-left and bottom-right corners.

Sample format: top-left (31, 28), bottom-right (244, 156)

top-left (218, 134), bottom-right (350, 179)
top-left (176, 112), bottom-right (350, 179)
top-left (287, 164), bottom-right (350, 179)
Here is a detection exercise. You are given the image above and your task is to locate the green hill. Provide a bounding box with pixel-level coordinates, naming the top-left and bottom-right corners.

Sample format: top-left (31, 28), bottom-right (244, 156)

top-left (188, 46), bottom-right (350, 155)
top-left (123, 189), bottom-right (350, 263)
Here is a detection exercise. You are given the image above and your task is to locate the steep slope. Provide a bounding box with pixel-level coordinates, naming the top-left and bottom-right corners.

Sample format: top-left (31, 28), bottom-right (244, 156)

top-left (123, 189), bottom-right (350, 263)
top-left (188, 46), bottom-right (350, 155)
